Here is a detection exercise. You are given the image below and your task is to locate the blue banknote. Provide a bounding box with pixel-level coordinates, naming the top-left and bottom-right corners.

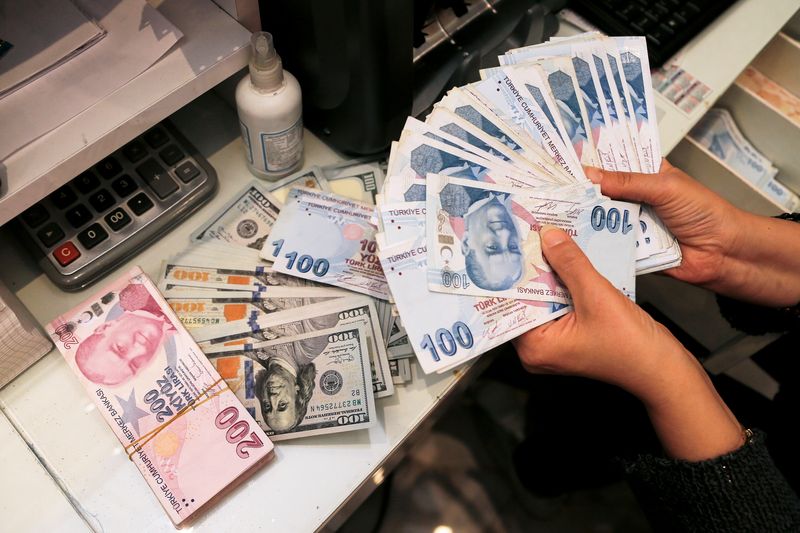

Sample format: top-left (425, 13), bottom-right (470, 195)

top-left (437, 89), bottom-right (567, 181)
top-left (261, 188), bottom-right (391, 300)
top-left (379, 238), bottom-right (568, 374)
top-left (615, 36), bottom-right (661, 170)
top-left (426, 174), bottom-right (638, 302)
top-left (384, 130), bottom-right (555, 204)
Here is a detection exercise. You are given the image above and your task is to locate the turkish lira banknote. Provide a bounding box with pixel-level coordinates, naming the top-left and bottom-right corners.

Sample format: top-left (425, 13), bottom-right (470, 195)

top-left (426, 174), bottom-right (637, 302)
top-left (261, 187), bottom-right (391, 300)
top-left (46, 267), bottom-right (273, 525)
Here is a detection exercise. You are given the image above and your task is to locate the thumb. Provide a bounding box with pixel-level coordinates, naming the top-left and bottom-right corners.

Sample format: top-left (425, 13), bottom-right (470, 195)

top-left (539, 225), bottom-right (609, 310)
top-left (584, 160), bottom-right (671, 205)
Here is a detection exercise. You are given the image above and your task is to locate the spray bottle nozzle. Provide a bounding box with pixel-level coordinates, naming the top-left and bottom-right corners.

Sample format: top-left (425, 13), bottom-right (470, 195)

top-left (252, 32), bottom-right (276, 70)
top-left (249, 32), bottom-right (283, 91)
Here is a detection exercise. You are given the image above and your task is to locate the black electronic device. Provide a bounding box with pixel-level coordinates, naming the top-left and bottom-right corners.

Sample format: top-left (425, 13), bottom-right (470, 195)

top-left (260, 0), bottom-right (567, 156)
top-left (569, 0), bottom-right (739, 68)
top-left (16, 121), bottom-right (217, 291)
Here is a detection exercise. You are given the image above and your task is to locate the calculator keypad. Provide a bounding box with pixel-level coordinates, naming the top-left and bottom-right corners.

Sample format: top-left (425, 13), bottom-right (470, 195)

top-left (16, 121), bottom-right (217, 287)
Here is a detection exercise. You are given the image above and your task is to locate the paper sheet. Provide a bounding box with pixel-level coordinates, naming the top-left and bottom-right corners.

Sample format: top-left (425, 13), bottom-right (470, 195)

top-left (0, 0), bottom-right (106, 97)
top-left (0, 0), bottom-right (183, 160)
top-left (0, 280), bottom-right (52, 389)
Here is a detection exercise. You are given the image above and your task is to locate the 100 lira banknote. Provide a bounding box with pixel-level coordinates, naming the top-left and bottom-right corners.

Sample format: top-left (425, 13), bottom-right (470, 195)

top-left (379, 239), bottom-right (568, 374)
top-left (426, 174), bottom-right (638, 302)
top-left (261, 188), bottom-right (391, 300)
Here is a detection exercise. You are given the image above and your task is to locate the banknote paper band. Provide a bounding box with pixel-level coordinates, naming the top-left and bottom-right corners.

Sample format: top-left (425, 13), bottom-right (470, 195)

top-left (125, 377), bottom-right (230, 460)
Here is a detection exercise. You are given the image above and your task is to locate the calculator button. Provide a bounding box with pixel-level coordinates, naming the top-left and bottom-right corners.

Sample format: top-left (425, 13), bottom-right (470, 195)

top-left (88, 188), bottom-right (115, 212)
top-left (104, 207), bottom-right (132, 231)
top-left (136, 158), bottom-right (178, 199)
top-left (122, 139), bottom-right (148, 163)
top-left (144, 126), bottom-right (169, 149)
top-left (128, 193), bottom-right (154, 216)
top-left (72, 171), bottom-right (100, 194)
top-left (111, 174), bottom-right (138, 197)
top-left (50, 185), bottom-right (77, 209)
top-left (21, 203), bottom-right (50, 228)
top-left (159, 144), bottom-right (185, 166)
top-left (96, 156), bottom-right (123, 179)
top-left (53, 241), bottom-right (81, 267)
top-left (77, 223), bottom-right (109, 249)
top-left (174, 161), bottom-right (200, 183)
top-left (65, 204), bottom-right (92, 228)
top-left (37, 222), bottom-right (64, 247)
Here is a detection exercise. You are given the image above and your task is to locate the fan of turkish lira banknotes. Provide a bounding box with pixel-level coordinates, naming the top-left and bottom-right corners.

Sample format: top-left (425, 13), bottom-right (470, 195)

top-left (158, 32), bottom-right (681, 440)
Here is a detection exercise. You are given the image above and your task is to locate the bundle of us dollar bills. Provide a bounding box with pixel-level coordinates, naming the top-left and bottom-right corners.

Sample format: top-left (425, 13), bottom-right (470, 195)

top-left (158, 160), bottom-right (415, 442)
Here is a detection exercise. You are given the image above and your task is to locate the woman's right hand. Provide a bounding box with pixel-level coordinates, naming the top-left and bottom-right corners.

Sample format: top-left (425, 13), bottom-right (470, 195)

top-left (586, 159), bottom-right (742, 288)
top-left (586, 160), bottom-right (800, 307)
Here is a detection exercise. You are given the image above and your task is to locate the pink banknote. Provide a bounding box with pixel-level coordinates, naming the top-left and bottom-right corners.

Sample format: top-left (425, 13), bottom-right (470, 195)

top-left (46, 267), bottom-right (273, 526)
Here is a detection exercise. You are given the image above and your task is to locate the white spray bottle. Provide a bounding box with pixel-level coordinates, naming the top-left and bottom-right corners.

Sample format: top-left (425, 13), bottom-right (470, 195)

top-left (236, 32), bottom-right (303, 180)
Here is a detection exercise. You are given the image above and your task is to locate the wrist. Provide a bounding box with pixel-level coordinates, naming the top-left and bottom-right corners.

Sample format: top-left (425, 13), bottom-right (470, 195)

top-left (637, 351), bottom-right (744, 461)
top-left (707, 211), bottom-right (800, 306)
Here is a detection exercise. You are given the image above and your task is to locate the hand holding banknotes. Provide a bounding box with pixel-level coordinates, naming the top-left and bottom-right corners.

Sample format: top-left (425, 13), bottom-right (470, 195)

top-left (586, 160), bottom-right (800, 307)
top-left (512, 226), bottom-right (744, 462)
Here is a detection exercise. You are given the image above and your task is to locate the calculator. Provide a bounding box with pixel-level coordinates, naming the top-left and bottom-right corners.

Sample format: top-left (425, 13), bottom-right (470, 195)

top-left (16, 121), bottom-right (218, 291)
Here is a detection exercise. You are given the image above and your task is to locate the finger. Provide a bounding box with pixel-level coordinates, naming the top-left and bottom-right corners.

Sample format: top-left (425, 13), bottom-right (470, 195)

top-left (539, 225), bottom-right (610, 311)
top-left (584, 162), bottom-right (668, 205)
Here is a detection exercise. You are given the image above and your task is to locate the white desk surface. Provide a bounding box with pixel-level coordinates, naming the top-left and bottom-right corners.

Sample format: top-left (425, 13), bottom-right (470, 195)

top-left (2, 1), bottom-right (798, 531)
top-left (0, 92), bottom-right (482, 532)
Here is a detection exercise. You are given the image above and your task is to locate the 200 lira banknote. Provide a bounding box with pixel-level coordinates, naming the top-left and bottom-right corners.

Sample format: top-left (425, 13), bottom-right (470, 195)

top-left (46, 267), bottom-right (273, 526)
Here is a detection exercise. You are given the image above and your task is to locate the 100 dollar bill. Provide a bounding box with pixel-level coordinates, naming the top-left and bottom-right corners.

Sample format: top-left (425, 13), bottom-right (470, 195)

top-left (206, 324), bottom-right (376, 440)
top-left (191, 180), bottom-right (282, 250)
top-left (191, 296), bottom-right (394, 398)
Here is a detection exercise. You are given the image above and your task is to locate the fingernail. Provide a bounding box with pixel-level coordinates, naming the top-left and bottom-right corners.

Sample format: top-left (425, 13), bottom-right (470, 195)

top-left (540, 225), bottom-right (567, 246)
top-left (585, 167), bottom-right (603, 184)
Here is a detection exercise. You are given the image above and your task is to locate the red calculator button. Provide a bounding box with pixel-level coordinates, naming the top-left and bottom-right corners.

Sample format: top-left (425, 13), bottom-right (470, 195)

top-left (53, 241), bottom-right (81, 266)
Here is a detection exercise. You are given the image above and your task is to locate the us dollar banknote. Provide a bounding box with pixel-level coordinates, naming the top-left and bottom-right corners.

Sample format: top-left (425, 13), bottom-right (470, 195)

top-left (205, 324), bottom-right (376, 440)
top-left (191, 296), bottom-right (394, 398)
top-left (265, 165), bottom-right (330, 204)
top-left (159, 261), bottom-right (343, 292)
top-left (322, 159), bottom-right (385, 205)
top-left (191, 180), bottom-right (282, 250)
top-left (167, 295), bottom-right (336, 329)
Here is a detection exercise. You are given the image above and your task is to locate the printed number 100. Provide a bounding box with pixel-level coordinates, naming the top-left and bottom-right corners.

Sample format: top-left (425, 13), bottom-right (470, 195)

top-left (271, 239), bottom-right (330, 277)
top-left (420, 321), bottom-right (474, 362)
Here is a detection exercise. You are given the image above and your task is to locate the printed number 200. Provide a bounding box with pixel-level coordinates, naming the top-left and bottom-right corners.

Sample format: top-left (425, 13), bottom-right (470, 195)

top-left (420, 321), bottom-right (474, 362)
top-left (271, 239), bottom-right (330, 277)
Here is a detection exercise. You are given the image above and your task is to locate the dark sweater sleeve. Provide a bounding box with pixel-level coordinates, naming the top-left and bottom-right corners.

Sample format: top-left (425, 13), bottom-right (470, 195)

top-left (624, 431), bottom-right (800, 532)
